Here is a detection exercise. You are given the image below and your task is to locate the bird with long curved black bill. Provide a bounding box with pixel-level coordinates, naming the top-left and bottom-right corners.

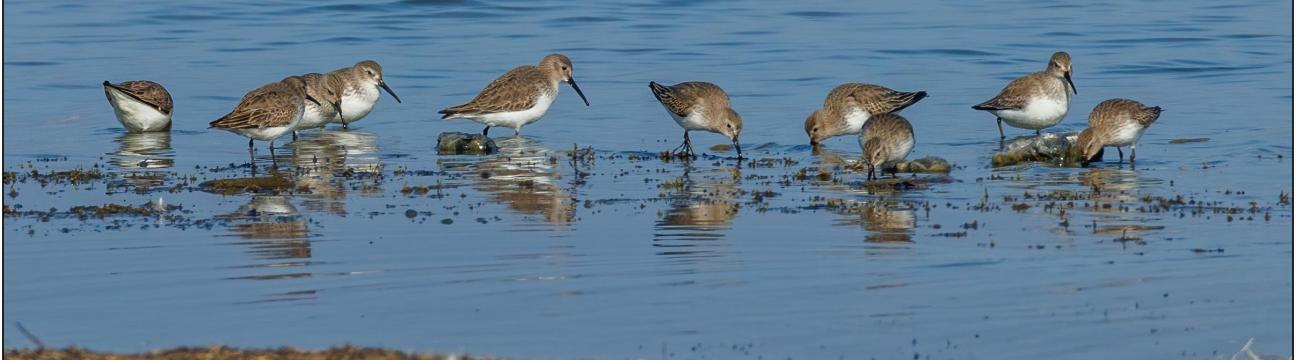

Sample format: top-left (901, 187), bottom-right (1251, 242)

top-left (209, 76), bottom-right (318, 170)
top-left (648, 81), bottom-right (743, 159)
top-left (293, 72), bottom-right (346, 141)
top-left (805, 83), bottom-right (926, 146)
top-left (439, 53), bottom-right (590, 137)
top-left (1076, 98), bottom-right (1163, 167)
top-left (326, 60), bottom-right (401, 129)
top-left (972, 51), bottom-right (1076, 141)
top-left (858, 113), bottom-right (915, 181)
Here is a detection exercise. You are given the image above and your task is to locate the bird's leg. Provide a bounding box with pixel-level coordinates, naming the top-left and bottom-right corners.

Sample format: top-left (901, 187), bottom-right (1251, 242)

top-left (269, 140), bottom-right (277, 168)
top-left (1130, 144), bottom-right (1137, 162)
top-left (684, 131), bottom-right (695, 158)
top-left (482, 126), bottom-right (490, 137)
top-left (674, 130), bottom-right (690, 156)
top-left (292, 131), bottom-right (299, 141)
top-left (248, 141), bottom-right (256, 176)
top-left (514, 128), bottom-right (521, 138)
top-left (1035, 129), bottom-right (1041, 136)
top-left (867, 164), bottom-right (876, 181)
top-left (1117, 147), bottom-right (1124, 163)
top-left (997, 118), bottom-right (1006, 140)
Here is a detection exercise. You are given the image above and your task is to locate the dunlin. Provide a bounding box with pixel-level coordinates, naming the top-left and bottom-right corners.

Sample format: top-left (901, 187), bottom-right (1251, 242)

top-left (439, 54), bottom-right (590, 136)
top-left (209, 76), bottom-right (317, 161)
top-left (103, 80), bottom-right (173, 133)
top-left (648, 81), bottom-right (743, 158)
top-left (858, 113), bottom-right (914, 180)
top-left (1076, 98), bottom-right (1163, 166)
top-left (972, 52), bottom-right (1076, 139)
top-left (292, 72), bottom-right (346, 140)
top-left (805, 83), bottom-right (926, 145)
top-left (325, 60), bottom-right (401, 128)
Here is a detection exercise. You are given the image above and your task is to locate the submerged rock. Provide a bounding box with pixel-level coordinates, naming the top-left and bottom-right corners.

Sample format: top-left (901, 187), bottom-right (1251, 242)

top-left (199, 176), bottom-right (295, 195)
top-left (991, 132), bottom-right (1095, 167)
top-left (437, 132), bottom-right (497, 155)
top-left (861, 176), bottom-right (955, 192)
top-left (887, 156), bottom-right (951, 174)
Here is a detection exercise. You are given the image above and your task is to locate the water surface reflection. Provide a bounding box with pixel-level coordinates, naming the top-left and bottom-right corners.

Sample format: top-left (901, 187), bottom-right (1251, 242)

top-left (290, 130), bottom-right (384, 216)
top-left (441, 137), bottom-right (576, 227)
top-left (654, 163), bottom-right (741, 259)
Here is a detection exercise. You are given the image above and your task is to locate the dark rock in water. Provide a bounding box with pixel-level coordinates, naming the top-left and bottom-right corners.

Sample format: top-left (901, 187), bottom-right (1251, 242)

top-left (991, 132), bottom-right (1093, 167)
top-left (886, 156), bottom-right (951, 174)
top-left (437, 132), bottom-right (497, 155)
top-left (1169, 137), bottom-right (1209, 144)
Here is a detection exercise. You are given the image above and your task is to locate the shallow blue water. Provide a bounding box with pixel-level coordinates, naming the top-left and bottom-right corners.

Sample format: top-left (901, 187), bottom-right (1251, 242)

top-left (3, 0), bottom-right (1293, 359)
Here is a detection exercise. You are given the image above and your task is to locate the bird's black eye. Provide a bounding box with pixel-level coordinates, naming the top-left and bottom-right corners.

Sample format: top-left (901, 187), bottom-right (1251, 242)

top-left (562, 66), bottom-right (568, 70)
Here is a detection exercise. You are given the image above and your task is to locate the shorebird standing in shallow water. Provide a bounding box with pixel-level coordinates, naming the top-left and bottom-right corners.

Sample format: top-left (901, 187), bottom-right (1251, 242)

top-left (1076, 98), bottom-right (1163, 166)
top-left (805, 83), bottom-right (926, 145)
top-left (972, 52), bottom-right (1076, 140)
top-left (292, 72), bottom-right (345, 140)
top-left (209, 76), bottom-right (318, 166)
top-left (648, 81), bottom-right (743, 158)
top-left (858, 113), bottom-right (915, 180)
top-left (325, 60), bottom-right (401, 129)
top-left (439, 54), bottom-right (590, 137)
top-left (103, 80), bottom-right (173, 133)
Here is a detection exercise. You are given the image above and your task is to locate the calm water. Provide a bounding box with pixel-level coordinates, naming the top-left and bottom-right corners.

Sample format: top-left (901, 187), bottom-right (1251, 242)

top-left (3, 0), bottom-right (1293, 359)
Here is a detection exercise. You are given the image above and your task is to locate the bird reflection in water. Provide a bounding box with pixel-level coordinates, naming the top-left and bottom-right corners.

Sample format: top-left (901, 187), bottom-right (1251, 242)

top-left (109, 132), bottom-right (174, 191)
top-left (288, 129), bottom-right (383, 216)
top-left (653, 163), bottom-right (741, 258)
top-left (1078, 167), bottom-right (1140, 200)
top-left (440, 136), bottom-right (576, 226)
top-left (221, 196), bottom-right (311, 265)
top-left (832, 201), bottom-right (917, 244)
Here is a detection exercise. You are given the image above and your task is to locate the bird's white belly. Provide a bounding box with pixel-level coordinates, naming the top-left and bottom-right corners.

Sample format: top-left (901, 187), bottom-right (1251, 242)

top-left (227, 125), bottom-right (296, 142)
top-left (858, 135), bottom-right (915, 163)
top-left (474, 94), bottom-right (554, 129)
top-left (107, 90), bottom-right (171, 132)
top-left (334, 86), bottom-right (380, 124)
top-left (669, 106), bottom-right (713, 132)
top-left (1106, 122), bottom-right (1146, 146)
top-left (843, 109), bottom-right (871, 134)
top-left (994, 97), bottom-right (1069, 130)
top-left (296, 103), bottom-right (336, 130)
top-left (224, 107), bottom-right (303, 142)
top-left (891, 137), bottom-right (914, 162)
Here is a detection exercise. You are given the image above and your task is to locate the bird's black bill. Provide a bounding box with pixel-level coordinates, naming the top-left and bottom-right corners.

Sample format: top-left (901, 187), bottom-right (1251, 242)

top-left (305, 95), bottom-right (322, 106)
top-left (1064, 71), bottom-right (1077, 94)
top-left (379, 81), bottom-right (402, 103)
top-left (567, 78), bottom-right (590, 106)
top-left (332, 101), bottom-right (345, 123)
top-left (733, 140), bottom-right (742, 157)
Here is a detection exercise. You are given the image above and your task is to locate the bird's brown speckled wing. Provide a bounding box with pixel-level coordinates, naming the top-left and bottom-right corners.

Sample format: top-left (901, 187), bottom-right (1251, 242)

top-left (1089, 98), bottom-right (1162, 129)
top-left (835, 83), bottom-right (927, 115)
top-left (972, 73), bottom-right (1048, 111)
top-left (439, 66), bottom-right (545, 117)
top-left (107, 80), bottom-right (173, 114)
top-left (209, 81), bottom-right (302, 129)
top-left (649, 81), bottom-right (729, 117)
